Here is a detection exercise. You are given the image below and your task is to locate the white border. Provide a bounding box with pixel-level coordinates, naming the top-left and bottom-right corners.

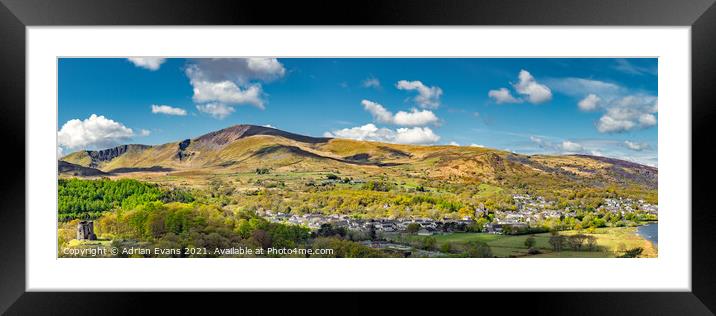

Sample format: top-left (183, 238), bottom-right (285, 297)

top-left (27, 27), bottom-right (690, 291)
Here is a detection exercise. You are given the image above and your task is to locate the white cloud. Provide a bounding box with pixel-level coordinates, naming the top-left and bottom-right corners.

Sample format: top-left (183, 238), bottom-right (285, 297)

top-left (396, 80), bottom-right (443, 109)
top-left (529, 136), bottom-right (550, 148)
top-left (263, 124), bottom-right (275, 128)
top-left (513, 70), bottom-right (552, 104)
top-left (624, 140), bottom-right (650, 151)
top-left (324, 123), bottom-right (440, 145)
top-left (362, 100), bottom-right (394, 124)
top-left (140, 129), bottom-right (151, 136)
top-left (361, 99), bottom-right (438, 126)
top-left (578, 94), bottom-right (601, 111)
top-left (127, 57), bottom-right (166, 71)
top-left (549, 76), bottom-right (658, 134)
top-left (57, 114), bottom-right (135, 150)
top-left (560, 140), bottom-right (584, 153)
top-left (546, 78), bottom-right (623, 97)
top-left (324, 124), bottom-right (389, 140)
top-left (595, 95), bottom-right (658, 133)
top-left (189, 58), bottom-right (286, 84)
top-left (393, 109), bottom-right (439, 126)
top-left (529, 136), bottom-right (584, 154)
top-left (185, 58), bottom-right (287, 115)
top-left (188, 75), bottom-right (265, 109)
top-left (196, 103), bottom-right (235, 119)
top-left (613, 59), bottom-right (657, 76)
top-left (488, 88), bottom-right (522, 104)
top-left (362, 77), bottom-right (381, 89)
top-left (151, 104), bottom-right (187, 116)
top-left (449, 141), bottom-right (460, 146)
top-left (470, 144), bottom-right (484, 148)
top-left (393, 127), bottom-right (441, 144)
top-left (57, 146), bottom-right (64, 158)
top-left (246, 58), bottom-right (287, 81)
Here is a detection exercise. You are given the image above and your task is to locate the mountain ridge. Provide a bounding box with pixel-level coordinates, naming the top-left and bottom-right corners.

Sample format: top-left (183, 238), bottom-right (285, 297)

top-left (59, 124), bottom-right (657, 190)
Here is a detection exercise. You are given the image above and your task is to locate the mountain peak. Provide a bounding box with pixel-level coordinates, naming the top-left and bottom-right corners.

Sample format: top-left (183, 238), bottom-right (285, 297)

top-left (193, 124), bottom-right (330, 149)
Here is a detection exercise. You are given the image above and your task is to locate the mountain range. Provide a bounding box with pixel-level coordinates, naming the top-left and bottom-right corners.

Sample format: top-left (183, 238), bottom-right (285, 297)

top-left (59, 124), bottom-right (657, 190)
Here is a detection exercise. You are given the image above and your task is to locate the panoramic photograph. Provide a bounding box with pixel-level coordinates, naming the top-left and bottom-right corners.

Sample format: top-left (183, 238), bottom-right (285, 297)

top-left (57, 57), bottom-right (658, 258)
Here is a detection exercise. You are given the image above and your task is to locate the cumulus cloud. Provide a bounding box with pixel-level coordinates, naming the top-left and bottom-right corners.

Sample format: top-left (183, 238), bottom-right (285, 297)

top-left (396, 80), bottom-right (443, 109)
top-left (595, 95), bottom-right (658, 133)
top-left (151, 104), bottom-right (187, 116)
top-left (624, 140), bottom-right (651, 151)
top-left (513, 70), bottom-right (552, 104)
top-left (393, 109), bottom-right (439, 126)
top-left (127, 57), bottom-right (166, 71)
top-left (58, 114), bottom-right (135, 150)
top-left (324, 123), bottom-right (440, 145)
top-left (189, 58), bottom-right (286, 84)
top-left (140, 129), bottom-right (151, 136)
top-left (362, 77), bottom-right (381, 89)
top-left (488, 88), bottom-right (522, 104)
top-left (560, 140), bottom-right (584, 153)
top-left (185, 58), bottom-right (286, 116)
top-left (362, 100), bottom-right (394, 124)
top-left (187, 70), bottom-right (265, 109)
top-left (361, 100), bottom-right (438, 126)
top-left (578, 94), bottom-right (600, 111)
top-left (448, 141), bottom-right (460, 146)
top-left (488, 70), bottom-right (551, 104)
top-left (196, 103), bottom-right (235, 119)
top-left (549, 77), bottom-right (658, 134)
top-left (392, 127), bottom-right (440, 144)
top-left (470, 144), bottom-right (484, 148)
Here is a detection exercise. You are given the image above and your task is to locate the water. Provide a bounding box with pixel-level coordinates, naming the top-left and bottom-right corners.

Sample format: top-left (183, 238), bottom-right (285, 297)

top-left (637, 222), bottom-right (658, 245)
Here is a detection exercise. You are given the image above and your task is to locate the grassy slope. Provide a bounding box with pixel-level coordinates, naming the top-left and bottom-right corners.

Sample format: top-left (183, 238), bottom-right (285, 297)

top-left (58, 126), bottom-right (658, 197)
top-left (393, 227), bottom-right (657, 258)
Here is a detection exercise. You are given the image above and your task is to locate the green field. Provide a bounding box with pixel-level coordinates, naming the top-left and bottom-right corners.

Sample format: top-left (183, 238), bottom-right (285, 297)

top-left (389, 226), bottom-right (657, 258)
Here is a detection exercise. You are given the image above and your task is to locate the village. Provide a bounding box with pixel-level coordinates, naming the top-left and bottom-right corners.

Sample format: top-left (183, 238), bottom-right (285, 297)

top-left (258, 194), bottom-right (659, 236)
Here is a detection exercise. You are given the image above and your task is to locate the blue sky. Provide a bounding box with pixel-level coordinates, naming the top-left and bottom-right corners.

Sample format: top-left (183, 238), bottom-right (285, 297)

top-left (58, 58), bottom-right (658, 166)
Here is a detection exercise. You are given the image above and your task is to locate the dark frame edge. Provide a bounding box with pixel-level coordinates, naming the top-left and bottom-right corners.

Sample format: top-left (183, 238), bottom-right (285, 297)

top-left (0, 0), bottom-right (25, 314)
top-left (691, 0), bottom-right (716, 314)
top-left (0, 0), bottom-right (715, 314)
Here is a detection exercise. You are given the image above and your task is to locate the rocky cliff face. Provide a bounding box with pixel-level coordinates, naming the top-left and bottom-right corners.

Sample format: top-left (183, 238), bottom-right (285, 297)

top-left (176, 139), bottom-right (192, 160)
top-left (86, 144), bottom-right (150, 167)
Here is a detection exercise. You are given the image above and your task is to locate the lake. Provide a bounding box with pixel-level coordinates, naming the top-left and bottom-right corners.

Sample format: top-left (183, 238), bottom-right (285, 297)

top-left (637, 222), bottom-right (658, 245)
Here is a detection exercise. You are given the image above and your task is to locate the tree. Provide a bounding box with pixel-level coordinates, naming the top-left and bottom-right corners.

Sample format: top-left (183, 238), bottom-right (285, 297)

top-left (524, 235), bottom-right (536, 248)
top-left (406, 223), bottom-right (421, 234)
top-left (585, 235), bottom-right (598, 251)
top-left (465, 241), bottom-right (493, 258)
top-left (252, 229), bottom-right (272, 249)
top-left (566, 234), bottom-right (588, 251)
top-left (422, 236), bottom-right (437, 250)
top-left (368, 224), bottom-right (377, 241)
top-left (549, 232), bottom-right (565, 252)
top-left (316, 223), bottom-right (346, 238)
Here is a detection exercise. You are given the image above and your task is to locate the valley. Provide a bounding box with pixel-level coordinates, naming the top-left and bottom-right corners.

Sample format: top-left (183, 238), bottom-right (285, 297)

top-left (58, 124), bottom-right (658, 258)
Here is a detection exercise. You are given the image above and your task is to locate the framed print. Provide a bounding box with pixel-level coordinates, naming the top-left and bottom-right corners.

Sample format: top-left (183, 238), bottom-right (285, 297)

top-left (1, 0), bottom-right (715, 314)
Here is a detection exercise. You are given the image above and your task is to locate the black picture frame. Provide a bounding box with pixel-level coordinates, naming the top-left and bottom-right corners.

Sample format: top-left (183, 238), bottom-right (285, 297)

top-left (1, 0), bottom-right (714, 314)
